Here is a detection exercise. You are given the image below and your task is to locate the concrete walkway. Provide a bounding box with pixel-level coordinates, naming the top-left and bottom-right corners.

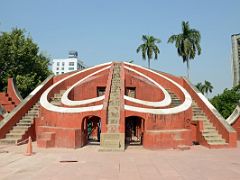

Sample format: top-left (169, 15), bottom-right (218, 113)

top-left (0, 143), bottom-right (240, 180)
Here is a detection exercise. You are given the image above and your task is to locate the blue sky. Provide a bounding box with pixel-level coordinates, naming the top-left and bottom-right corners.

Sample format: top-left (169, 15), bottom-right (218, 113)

top-left (0, 0), bottom-right (239, 96)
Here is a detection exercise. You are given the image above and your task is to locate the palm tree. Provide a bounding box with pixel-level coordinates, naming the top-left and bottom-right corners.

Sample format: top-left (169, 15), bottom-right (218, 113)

top-left (136, 35), bottom-right (161, 69)
top-left (195, 81), bottom-right (213, 97)
top-left (203, 80), bottom-right (213, 97)
top-left (195, 82), bottom-right (204, 94)
top-left (168, 21), bottom-right (201, 79)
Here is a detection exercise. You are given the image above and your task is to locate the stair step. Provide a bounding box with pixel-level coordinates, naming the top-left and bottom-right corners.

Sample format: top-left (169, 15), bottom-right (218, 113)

top-left (203, 124), bottom-right (214, 128)
top-left (6, 133), bottom-right (23, 139)
top-left (27, 112), bottom-right (38, 116)
top-left (51, 102), bottom-right (61, 105)
top-left (206, 139), bottom-right (226, 144)
top-left (24, 115), bottom-right (35, 118)
top-left (17, 122), bottom-right (32, 126)
top-left (204, 127), bottom-right (216, 131)
top-left (202, 132), bottom-right (220, 137)
top-left (22, 116), bottom-right (34, 119)
top-left (19, 120), bottom-right (33, 123)
top-left (0, 138), bottom-right (17, 144)
top-left (208, 142), bottom-right (228, 145)
top-left (204, 136), bottom-right (224, 141)
top-left (10, 129), bottom-right (26, 133)
top-left (14, 125), bottom-right (31, 129)
top-left (203, 128), bottom-right (217, 133)
top-left (193, 115), bottom-right (207, 118)
top-left (108, 120), bottom-right (119, 124)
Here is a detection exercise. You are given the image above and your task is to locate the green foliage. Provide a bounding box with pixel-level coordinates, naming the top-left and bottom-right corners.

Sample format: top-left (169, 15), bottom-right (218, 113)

top-left (210, 85), bottom-right (240, 119)
top-left (136, 35), bottom-right (161, 68)
top-left (0, 28), bottom-right (51, 98)
top-left (168, 21), bottom-right (201, 78)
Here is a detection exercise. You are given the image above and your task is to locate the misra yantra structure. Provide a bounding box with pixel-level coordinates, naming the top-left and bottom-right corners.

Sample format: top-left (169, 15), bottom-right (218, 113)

top-left (0, 62), bottom-right (238, 150)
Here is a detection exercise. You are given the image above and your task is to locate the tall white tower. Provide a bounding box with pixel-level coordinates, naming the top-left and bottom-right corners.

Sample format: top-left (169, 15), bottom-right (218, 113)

top-left (232, 34), bottom-right (240, 87)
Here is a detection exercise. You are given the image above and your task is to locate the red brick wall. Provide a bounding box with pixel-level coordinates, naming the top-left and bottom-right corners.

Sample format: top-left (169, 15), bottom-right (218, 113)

top-left (232, 117), bottom-right (240, 140)
top-left (72, 73), bottom-right (108, 100)
top-left (7, 78), bottom-right (21, 105)
top-left (143, 129), bottom-right (192, 149)
top-left (125, 72), bottom-right (164, 102)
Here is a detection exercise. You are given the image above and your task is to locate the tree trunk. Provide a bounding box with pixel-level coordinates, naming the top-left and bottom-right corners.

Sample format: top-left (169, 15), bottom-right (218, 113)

top-left (148, 58), bottom-right (150, 69)
top-left (186, 60), bottom-right (190, 79)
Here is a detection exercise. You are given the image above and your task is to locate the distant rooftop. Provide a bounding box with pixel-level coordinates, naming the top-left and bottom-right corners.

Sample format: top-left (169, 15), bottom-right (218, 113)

top-left (68, 50), bottom-right (78, 58)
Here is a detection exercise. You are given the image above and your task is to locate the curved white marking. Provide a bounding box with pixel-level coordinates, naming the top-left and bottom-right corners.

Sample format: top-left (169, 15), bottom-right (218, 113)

top-left (30, 84), bottom-right (43, 96)
top-left (11, 80), bottom-right (22, 101)
top-left (123, 62), bottom-right (192, 114)
top-left (40, 62), bottom-right (112, 113)
top-left (124, 66), bottom-right (171, 107)
top-left (62, 66), bottom-right (111, 106)
top-left (226, 105), bottom-right (240, 125)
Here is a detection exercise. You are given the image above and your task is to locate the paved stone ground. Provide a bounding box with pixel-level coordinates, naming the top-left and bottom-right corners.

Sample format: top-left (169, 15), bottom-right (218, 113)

top-left (1, 142), bottom-right (240, 180)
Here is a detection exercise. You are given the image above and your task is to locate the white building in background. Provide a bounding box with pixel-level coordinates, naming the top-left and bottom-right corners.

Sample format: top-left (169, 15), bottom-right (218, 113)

top-left (52, 51), bottom-right (86, 75)
top-left (232, 34), bottom-right (240, 87)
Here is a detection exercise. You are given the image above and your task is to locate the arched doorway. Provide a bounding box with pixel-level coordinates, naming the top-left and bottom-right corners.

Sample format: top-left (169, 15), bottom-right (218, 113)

top-left (82, 116), bottom-right (101, 146)
top-left (125, 116), bottom-right (144, 146)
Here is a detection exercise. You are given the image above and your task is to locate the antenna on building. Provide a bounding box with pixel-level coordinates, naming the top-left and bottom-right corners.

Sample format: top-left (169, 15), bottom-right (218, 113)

top-left (68, 50), bottom-right (78, 58)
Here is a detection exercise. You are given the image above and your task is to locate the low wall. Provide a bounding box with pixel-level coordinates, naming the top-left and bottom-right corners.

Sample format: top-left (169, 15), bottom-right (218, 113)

top-left (143, 129), bottom-right (192, 149)
top-left (37, 126), bottom-right (81, 148)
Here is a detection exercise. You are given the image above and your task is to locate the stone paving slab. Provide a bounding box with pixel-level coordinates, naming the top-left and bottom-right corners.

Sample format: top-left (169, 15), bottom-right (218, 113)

top-left (0, 143), bottom-right (240, 180)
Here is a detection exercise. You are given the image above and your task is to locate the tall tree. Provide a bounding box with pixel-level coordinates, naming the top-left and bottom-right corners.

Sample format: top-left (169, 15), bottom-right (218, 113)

top-left (196, 81), bottom-right (213, 97)
top-left (168, 21), bottom-right (201, 79)
top-left (136, 35), bottom-right (161, 69)
top-left (195, 82), bottom-right (204, 94)
top-left (0, 28), bottom-right (51, 97)
top-left (203, 80), bottom-right (213, 97)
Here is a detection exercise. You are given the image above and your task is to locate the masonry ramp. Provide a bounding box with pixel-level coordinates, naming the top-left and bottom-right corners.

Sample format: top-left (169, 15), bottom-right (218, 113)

top-left (100, 63), bottom-right (124, 151)
top-left (183, 77), bottom-right (236, 148)
top-left (0, 103), bottom-right (39, 145)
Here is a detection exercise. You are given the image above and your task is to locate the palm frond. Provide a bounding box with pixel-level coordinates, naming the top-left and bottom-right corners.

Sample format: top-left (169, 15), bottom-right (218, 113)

top-left (137, 34), bottom-right (161, 68)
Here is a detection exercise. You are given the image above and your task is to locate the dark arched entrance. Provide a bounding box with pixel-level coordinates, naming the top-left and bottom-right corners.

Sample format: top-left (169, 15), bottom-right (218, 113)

top-left (82, 116), bottom-right (101, 146)
top-left (125, 116), bottom-right (144, 146)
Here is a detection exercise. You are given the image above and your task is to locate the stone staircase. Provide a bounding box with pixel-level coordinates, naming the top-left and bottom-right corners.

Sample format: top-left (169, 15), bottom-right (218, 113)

top-left (165, 89), bottom-right (181, 107)
top-left (50, 90), bottom-right (66, 106)
top-left (107, 63), bottom-right (121, 131)
top-left (100, 63), bottom-right (124, 151)
top-left (0, 103), bottom-right (40, 145)
top-left (192, 101), bottom-right (227, 146)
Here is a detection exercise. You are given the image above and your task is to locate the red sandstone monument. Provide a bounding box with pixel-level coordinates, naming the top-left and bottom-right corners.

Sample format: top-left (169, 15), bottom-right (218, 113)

top-left (0, 62), bottom-right (239, 150)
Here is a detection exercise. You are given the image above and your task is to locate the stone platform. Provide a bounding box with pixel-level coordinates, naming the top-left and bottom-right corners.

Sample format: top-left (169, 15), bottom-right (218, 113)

top-left (0, 142), bottom-right (240, 180)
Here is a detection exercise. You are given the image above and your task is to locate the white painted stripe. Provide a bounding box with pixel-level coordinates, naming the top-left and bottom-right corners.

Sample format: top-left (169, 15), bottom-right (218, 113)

top-left (40, 62), bottom-right (112, 113)
top-left (124, 66), bottom-right (171, 107)
top-left (227, 105), bottom-right (240, 125)
top-left (30, 84), bottom-right (44, 96)
top-left (61, 66), bottom-right (110, 106)
top-left (123, 62), bottom-right (192, 114)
